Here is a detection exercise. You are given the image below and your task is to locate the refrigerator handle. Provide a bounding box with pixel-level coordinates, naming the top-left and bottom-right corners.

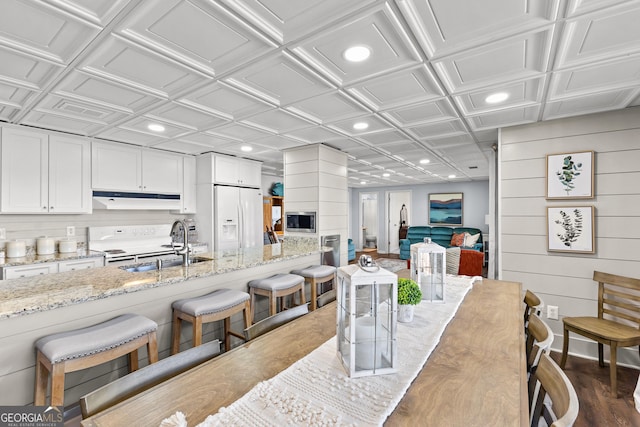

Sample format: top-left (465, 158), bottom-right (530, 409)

top-left (238, 202), bottom-right (244, 248)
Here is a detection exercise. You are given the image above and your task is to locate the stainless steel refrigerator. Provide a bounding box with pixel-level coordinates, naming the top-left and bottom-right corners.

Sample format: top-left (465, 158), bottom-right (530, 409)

top-left (196, 184), bottom-right (263, 252)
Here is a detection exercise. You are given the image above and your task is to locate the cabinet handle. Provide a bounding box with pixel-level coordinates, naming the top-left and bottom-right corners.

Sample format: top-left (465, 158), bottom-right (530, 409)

top-left (42, 206), bottom-right (47, 210)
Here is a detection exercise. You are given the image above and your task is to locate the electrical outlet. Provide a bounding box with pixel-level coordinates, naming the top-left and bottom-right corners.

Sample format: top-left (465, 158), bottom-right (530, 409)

top-left (66, 226), bottom-right (75, 237)
top-left (547, 305), bottom-right (559, 320)
top-left (0, 228), bottom-right (5, 240)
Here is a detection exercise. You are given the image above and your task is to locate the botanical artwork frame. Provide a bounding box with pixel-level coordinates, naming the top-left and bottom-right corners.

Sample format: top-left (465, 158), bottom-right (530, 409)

top-left (546, 150), bottom-right (594, 199)
top-left (547, 206), bottom-right (595, 253)
top-left (428, 193), bottom-right (463, 226)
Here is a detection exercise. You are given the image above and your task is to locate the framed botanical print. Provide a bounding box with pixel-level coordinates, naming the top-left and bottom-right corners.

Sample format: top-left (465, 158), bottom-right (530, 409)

top-left (546, 151), bottom-right (594, 199)
top-left (547, 206), bottom-right (595, 253)
top-left (428, 193), bottom-right (463, 226)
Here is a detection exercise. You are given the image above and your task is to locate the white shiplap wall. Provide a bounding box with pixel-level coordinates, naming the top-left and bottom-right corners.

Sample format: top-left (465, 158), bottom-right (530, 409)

top-left (500, 106), bottom-right (640, 367)
top-left (284, 144), bottom-right (348, 266)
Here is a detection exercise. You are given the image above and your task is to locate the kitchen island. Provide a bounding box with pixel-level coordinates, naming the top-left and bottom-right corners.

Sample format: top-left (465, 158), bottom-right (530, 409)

top-left (0, 237), bottom-right (324, 406)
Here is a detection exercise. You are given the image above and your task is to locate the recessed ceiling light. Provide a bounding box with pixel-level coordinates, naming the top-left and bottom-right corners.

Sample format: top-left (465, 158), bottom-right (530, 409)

top-left (419, 159), bottom-right (430, 164)
top-left (485, 92), bottom-right (509, 104)
top-left (448, 174), bottom-right (456, 179)
top-left (360, 181), bottom-right (367, 185)
top-left (353, 122), bottom-right (369, 131)
top-left (240, 145), bottom-right (253, 152)
top-left (344, 45), bottom-right (371, 62)
top-left (382, 173), bottom-right (390, 177)
top-left (147, 123), bottom-right (165, 132)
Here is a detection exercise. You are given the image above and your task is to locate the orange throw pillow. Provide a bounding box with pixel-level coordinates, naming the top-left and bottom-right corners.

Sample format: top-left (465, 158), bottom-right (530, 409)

top-left (450, 232), bottom-right (465, 247)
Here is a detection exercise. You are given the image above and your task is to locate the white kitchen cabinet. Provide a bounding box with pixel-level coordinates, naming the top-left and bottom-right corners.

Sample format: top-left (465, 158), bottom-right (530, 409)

top-left (58, 257), bottom-right (104, 272)
top-left (92, 141), bottom-right (182, 194)
top-left (173, 156), bottom-right (197, 213)
top-left (0, 127), bottom-right (91, 214)
top-left (2, 263), bottom-right (59, 280)
top-left (214, 155), bottom-right (261, 187)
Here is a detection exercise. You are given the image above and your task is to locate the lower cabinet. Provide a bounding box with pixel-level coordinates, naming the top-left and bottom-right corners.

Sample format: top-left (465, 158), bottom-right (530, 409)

top-left (1, 257), bottom-right (104, 279)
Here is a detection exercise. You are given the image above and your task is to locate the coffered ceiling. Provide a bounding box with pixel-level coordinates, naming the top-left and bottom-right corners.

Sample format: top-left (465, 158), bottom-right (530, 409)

top-left (1, 0), bottom-right (639, 187)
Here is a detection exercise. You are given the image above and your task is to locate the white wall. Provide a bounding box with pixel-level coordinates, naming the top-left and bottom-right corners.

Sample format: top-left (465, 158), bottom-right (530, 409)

top-left (500, 106), bottom-right (640, 367)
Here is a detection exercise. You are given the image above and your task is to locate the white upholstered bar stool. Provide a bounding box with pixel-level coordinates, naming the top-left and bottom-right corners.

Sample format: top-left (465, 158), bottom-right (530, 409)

top-left (34, 313), bottom-right (158, 407)
top-left (248, 273), bottom-right (305, 322)
top-left (290, 265), bottom-right (336, 311)
top-left (171, 288), bottom-right (251, 354)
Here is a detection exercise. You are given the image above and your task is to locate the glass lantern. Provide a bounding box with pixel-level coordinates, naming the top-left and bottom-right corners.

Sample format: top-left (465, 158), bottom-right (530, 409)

top-left (410, 238), bottom-right (446, 302)
top-left (336, 264), bottom-right (397, 378)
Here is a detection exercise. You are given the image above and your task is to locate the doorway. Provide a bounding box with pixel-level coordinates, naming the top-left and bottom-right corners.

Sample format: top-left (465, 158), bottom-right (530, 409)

top-left (359, 192), bottom-right (378, 252)
top-left (385, 190), bottom-right (411, 254)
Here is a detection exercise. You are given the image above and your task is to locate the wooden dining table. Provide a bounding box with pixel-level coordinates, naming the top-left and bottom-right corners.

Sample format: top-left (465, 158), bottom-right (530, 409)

top-left (82, 278), bottom-right (527, 427)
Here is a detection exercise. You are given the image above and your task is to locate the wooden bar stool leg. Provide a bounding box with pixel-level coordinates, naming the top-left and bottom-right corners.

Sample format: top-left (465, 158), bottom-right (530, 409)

top-left (250, 288), bottom-right (257, 323)
top-left (34, 351), bottom-right (48, 405)
top-left (147, 332), bottom-right (158, 363)
top-left (171, 311), bottom-right (182, 355)
top-left (223, 316), bottom-right (231, 351)
top-left (193, 316), bottom-right (203, 347)
top-left (128, 349), bottom-right (139, 371)
top-left (310, 278), bottom-right (318, 311)
top-left (50, 362), bottom-right (66, 407)
top-left (269, 292), bottom-right (277, 316)
top-left (243, 300), bottom-right (251, 327)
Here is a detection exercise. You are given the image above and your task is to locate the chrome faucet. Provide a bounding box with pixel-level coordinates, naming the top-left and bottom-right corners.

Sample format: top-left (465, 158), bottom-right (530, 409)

top-left (171, 220), bottom-right (191, 266)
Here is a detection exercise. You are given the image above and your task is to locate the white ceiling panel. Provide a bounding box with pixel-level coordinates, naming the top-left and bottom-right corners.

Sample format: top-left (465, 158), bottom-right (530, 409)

top-left (22, 110), bottom-right (104, 135)
top-left (286, 91), bottom-right (368, 124)
top-left (382, 98), bottom-right (458, 127)
top-left (433, 29), bottom-right (553, 93)
top-left (556, 2), bottom-right (640, 68)
top-left (225, 52), bottom-right (334, 106)
top-left (0, 0), bottom-right (100, 63)
top-left (467, 106), bottom-right (540, 130)
top-left (292, 3), bottom-right (421, 86)
top-left (80, 36), bottom-right (208, 97)
top-left (55, 71), bottom-right (162, 113)
top-left (346, 65), bottom-right (443, 111)
top-left (543, 89), bottom-right (637, 120)
top-left (0, 0), bottom-right (638, 188)
top-left (117, 0), bottom-right (276, 76)
top-left (397, 0), bottom-right (559, 58)
top-left (549, 55), bottom-right (640, 99)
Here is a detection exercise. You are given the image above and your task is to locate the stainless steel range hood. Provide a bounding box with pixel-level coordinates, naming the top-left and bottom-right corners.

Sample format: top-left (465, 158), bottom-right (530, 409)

top-left (92, 191), bottom-right (181, 210)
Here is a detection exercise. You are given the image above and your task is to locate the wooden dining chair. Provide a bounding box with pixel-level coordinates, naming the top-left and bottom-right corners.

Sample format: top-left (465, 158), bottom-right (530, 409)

top-left (529, 352), bottom-right (579, 427)
top-left (560, 271), bottom-right (640, 398)
top-left (524, 289), bottom-right (543, 328)
top-left (244, 303), bottom-right (309, 341)
top-left (80, 340), bottom-right (221, 418)
top-left (526, 313), bottom-right (554, 377)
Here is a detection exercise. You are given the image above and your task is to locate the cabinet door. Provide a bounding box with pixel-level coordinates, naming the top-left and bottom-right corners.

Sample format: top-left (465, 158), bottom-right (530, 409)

top-left (3, 263), bottom-right (58, 280)
top-left (49, 135), bottom-right (92, 213)
top-left (58, 257), bottom-right (104, 272)
top-left (238, 158), bottom-right (261, 187)
top-left (214, 155), bottom-right (238, 185)
top-left (181, 156), bottom-right (197, 213)
top-left (0, 127), bottom-right (49, 213)
top-left (142, 150), bottom-right (182, 193)
top-left (92, 141), bottom-right (142, 192)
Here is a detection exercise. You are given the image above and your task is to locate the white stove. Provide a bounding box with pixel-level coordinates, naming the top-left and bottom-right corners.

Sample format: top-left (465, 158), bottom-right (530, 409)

top-left (89, 224), bottom-right (176, 264)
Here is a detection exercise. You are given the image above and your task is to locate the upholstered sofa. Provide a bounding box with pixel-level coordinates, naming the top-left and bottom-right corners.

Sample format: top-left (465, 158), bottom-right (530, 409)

top-left (399, 226), bottom-right (483, 260)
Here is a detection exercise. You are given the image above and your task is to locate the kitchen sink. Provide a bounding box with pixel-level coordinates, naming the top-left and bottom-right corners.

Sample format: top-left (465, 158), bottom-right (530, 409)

top-left (120, 257), bottom-right (211, 273)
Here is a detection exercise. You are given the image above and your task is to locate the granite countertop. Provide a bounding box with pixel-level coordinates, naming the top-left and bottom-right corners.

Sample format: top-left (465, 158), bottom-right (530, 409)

top-left (0, 238), bottom-right (320, 319)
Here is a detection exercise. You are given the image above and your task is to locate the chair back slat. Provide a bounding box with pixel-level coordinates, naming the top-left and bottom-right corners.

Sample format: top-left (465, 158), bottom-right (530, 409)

top-left (244, 304), bottom-right (309, 341)
top-left (594, 270), bottom-right (640, 290)
top-left (602, 307), bottom-right (640, 326)
top-left (80, 340), bottom-right (220, 418)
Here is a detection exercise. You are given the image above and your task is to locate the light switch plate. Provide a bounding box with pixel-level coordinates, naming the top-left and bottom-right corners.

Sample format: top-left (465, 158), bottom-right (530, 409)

top-left (66, 226), bottom-right (75, 237)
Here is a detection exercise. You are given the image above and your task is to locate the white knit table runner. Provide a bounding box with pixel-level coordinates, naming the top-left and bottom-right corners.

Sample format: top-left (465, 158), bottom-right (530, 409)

top-left (161, 275), bottom-right (477, 427)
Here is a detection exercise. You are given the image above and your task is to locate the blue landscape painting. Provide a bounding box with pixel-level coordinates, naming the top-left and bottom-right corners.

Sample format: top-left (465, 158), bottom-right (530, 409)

top-left (429, 193), bottom-right (463, 225)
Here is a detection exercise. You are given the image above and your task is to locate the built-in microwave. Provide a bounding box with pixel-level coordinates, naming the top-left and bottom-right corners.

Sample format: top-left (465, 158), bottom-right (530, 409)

top-left (285, 212), bottom-right (316, 233)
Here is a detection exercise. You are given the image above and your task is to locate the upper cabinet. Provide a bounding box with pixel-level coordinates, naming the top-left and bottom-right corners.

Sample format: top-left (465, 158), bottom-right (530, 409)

top-left (174, 156), bottom-right (197, 214)
top-left (197, 153), bottom-right (261, 188)
top-left (0, 127), bottom-right (91, 214)
top-left (92, 141), bottom-right (182, 194)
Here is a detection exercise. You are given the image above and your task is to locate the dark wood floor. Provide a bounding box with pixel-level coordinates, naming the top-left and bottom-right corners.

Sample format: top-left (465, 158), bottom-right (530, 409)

top-left (356, 249), bottom-right (640, 426)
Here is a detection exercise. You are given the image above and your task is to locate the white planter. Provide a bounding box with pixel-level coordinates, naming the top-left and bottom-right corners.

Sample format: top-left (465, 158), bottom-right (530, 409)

top-left (398, 304), bottom-right (415, 323)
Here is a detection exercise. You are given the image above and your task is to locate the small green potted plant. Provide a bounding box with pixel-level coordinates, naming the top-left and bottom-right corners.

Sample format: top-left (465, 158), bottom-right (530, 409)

top-left (397, 277), bottom-right (422, 323)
